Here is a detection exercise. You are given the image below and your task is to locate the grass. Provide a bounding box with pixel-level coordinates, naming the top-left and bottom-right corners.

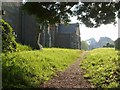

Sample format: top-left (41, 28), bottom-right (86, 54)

top-left (2, 48), bottom-right (81, 88)
top-left (80, 48), bottom-right (120, 88)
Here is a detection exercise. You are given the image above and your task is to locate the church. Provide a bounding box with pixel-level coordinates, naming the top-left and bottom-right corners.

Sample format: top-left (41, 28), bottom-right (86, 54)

top-left (2, 2), bottom-right (81, 49)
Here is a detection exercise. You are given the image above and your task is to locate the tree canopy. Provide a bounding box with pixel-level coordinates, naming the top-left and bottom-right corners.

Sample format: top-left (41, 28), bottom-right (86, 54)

top-left (75, 2), bottom-right (120, 27)
top-left (81, 40), bottom-right (89, 50)
top-left (22, 2), bottom-right (120, 27)
top-left (22, 2), bottom-right (78, 25)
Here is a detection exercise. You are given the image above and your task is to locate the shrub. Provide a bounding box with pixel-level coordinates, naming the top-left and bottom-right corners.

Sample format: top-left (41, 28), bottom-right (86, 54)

top-left (0, 19), bottom-right (17, 53)
top-left (16, 43), bottom-right (32, 52)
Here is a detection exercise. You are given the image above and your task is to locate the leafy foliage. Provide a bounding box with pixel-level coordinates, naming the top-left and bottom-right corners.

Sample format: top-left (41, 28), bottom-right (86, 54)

top-left (81, 41), bottom-right (89, 50)
top-left (75, 2), bottom-right (120, 28)
top-left (2, 48), bottom-right (81, 88)
top-left (0, 19), bottom-right (17, 53)
top-left (22, 2), bottom-right (77, 25)
top-left (80, 48), bottom-right (120, 88)
top-left (22, 2), bottom-right (120, 28)
top-left (16, 43), bottom-right (32, 52)
top-left (103, 43), bottom-right (114, 48)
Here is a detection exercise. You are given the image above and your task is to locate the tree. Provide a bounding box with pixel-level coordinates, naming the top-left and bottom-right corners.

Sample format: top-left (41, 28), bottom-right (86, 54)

top-left (22, 2), bottom-right (77, 48)
top-left (22, 2), bottom-right (77, 24)
top-left (81, 41), bottom-right (89, 50)
top-left (22, 2), bottom-right (120, 27)
top-left (22, 2), bottom-right (120, 49)
top-left (75, 2), bottom-right (120, 28)
top-left (0, 19), bottom-right (17, 53)
top-left (103, 42), bottom-right (114, 48)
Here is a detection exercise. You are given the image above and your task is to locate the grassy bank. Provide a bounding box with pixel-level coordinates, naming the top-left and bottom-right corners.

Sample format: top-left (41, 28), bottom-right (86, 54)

top-left (80, 48), bottom-right (120, 88)
top-left (2, 48), bottom-right (81, 88)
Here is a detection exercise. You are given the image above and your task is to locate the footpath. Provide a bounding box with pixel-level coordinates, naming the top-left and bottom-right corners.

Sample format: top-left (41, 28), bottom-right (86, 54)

top-left (40, 51), bottom-right (91, 89)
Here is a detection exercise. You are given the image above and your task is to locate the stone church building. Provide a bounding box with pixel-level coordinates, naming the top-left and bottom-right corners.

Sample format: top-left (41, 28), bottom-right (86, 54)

top-left (2, 2), bottom-right (81, 49)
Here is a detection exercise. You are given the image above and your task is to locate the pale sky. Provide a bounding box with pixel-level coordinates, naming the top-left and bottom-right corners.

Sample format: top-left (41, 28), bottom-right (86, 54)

top-left (70, 16), bottom-right (118, 42)
top-left (21, 1), bottom-right (119, 41)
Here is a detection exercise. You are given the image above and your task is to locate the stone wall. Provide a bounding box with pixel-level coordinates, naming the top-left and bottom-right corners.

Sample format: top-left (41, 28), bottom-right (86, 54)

top-left (55, 23), bottom-right (81, 49)
top-left (2, 2), bottom-right (40, 48)
top-left (2, 2), bottom-right (81, 49)
top-left (55, 33), bottom-right (71, 48)
top-left (21, 12), bottom-right (39, 48)
top-left (2, 2), bottom-right (22, 42)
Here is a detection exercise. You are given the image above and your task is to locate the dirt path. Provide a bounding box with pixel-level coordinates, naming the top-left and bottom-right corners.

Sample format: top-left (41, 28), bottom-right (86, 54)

top-left (40, 51), bottom-right (91, 88)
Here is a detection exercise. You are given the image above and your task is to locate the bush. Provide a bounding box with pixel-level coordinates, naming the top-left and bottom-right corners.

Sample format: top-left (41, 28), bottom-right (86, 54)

top-left (0, 19), bottom-right (17, 53)
top-left (16, 43), bottom-right (32, 52)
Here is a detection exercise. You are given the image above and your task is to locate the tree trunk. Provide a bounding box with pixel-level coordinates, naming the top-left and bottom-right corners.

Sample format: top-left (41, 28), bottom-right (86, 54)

top-left (43, 26), bottom-right (46, 47)
top-left (37, 32), bottom-right (43, 50)
top-left (37, 24), bottom-right (44, 50)
top-left (48, 24), bottom-right (52, 47)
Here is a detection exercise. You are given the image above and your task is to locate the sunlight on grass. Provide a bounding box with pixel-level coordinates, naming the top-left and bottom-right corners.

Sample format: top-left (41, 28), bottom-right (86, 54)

top-left (80, 48), bottom-right (120, 88)
top-left (2, 48), bottom-right (81, 88)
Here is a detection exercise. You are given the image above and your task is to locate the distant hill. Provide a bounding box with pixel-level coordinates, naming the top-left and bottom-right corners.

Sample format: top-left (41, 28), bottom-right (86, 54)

top-left (86, 38), bottom-right (99, 50)
top-left (98, 37), bottom-right (114, 47)
top-left (86, 37), bottom-right (114, 50)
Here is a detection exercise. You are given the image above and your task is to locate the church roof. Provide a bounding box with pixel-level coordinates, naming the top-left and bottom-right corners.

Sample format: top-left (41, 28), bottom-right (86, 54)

top-left (58, 23), bottom-right (79, 34)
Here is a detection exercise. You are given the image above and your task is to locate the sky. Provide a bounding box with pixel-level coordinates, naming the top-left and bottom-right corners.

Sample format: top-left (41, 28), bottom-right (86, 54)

top-left (21, 1), bottom-right (119, 41)
top-left (70, 16), bottom-right (118, 42)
